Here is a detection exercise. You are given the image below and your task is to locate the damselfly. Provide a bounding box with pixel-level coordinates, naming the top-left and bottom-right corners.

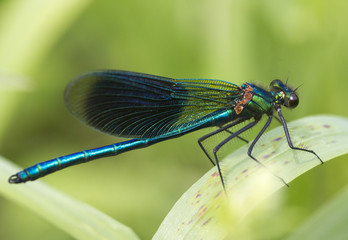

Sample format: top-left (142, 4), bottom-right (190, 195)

top-left (9, 70), bottom-right (322, 188)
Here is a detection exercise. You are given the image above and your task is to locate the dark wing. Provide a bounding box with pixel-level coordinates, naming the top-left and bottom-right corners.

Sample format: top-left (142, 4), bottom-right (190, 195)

top-left (64, 70), bottom-right (242, 138)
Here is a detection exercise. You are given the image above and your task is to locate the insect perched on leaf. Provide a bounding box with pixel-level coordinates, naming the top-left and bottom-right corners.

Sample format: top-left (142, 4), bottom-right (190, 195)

top-left (9, 70), bottom-right (322, 189)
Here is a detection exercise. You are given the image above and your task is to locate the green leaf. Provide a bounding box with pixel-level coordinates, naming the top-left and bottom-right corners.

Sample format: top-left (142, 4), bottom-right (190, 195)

top-left (286, 184), bottom-right (348, 240)
top-left (0, 156), bottom-right (140, 240)
top-left (154, 115), bottom-right (348, 240)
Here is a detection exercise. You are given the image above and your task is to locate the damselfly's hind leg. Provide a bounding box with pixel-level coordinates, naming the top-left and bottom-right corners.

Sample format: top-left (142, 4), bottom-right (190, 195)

top-left (198, 118), bottom-right (248, 166)
top-left (211, 119), bottom-right (259, 190)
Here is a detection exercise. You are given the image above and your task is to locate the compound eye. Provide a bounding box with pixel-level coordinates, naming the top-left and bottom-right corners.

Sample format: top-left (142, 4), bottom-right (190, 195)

top-left (287, 93), bottom-right (299, 108)
top-left (270, 79), bottom-right (283, 91)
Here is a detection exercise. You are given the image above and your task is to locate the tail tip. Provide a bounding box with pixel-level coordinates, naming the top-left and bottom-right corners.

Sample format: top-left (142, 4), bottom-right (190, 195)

top-left (8, 174), bottom-right (22, 184)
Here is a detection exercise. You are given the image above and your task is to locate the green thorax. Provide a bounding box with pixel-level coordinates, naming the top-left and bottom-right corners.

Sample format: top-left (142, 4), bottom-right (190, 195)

top-left (235, 79), bottom-right (299, 118)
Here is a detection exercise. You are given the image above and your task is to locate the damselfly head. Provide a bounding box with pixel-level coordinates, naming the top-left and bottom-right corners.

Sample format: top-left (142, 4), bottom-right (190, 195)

top-left (270, 79), bottom-right (299, 109)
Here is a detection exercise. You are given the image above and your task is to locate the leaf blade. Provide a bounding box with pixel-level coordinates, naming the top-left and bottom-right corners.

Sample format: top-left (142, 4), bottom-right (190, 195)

top-left (0, 157), bottom-right (140, 240)
top-left (154, 115), bottom-right (348, 240)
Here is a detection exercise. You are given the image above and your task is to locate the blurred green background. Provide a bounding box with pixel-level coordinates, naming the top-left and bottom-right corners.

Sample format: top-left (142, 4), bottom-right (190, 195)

top-left (1, 0), bottom-right (348, 239)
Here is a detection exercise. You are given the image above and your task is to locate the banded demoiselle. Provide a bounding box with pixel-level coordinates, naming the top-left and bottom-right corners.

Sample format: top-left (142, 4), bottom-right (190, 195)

top-left (9, 70), bottom-right (322, 189)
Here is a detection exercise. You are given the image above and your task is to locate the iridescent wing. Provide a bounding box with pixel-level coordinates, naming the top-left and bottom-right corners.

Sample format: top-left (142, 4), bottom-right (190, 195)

top-left (65, 70), bottom-right (242, 138)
